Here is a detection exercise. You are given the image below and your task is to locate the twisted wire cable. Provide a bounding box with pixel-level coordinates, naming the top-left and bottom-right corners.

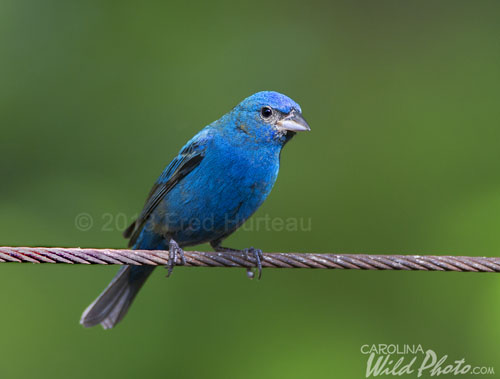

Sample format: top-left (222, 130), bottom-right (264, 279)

top-left (0, 246), bottom-right (499, 272)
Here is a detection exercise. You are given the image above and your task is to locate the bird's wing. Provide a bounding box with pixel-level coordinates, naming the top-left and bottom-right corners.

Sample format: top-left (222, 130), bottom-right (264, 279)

top-left (124, 130), bottom-right (212, 247)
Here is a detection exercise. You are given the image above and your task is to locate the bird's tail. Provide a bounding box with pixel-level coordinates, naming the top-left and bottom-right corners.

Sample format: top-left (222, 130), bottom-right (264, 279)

top-left (80, 265), bottom-right (155, 329)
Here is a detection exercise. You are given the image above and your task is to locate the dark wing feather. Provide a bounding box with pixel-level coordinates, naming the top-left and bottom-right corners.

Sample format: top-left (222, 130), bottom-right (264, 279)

top-left (124, 136), bottom-right (208, 247)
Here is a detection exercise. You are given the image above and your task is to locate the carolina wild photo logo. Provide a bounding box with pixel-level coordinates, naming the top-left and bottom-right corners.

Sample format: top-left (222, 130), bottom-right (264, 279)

top-left (360, 344), bottom-right (495, 377)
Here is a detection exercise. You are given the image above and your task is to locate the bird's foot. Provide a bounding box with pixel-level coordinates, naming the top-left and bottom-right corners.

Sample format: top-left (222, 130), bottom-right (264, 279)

top-left (166, 238), bottom-right (185, 278)
top-left (210, 241), bottom-right (263, 279)
top-left (243, 247), bottom-right (263, 280)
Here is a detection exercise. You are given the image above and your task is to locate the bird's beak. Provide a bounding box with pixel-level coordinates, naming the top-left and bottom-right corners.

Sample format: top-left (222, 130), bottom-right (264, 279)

top-left (276, 110), bottom-right (311, 132)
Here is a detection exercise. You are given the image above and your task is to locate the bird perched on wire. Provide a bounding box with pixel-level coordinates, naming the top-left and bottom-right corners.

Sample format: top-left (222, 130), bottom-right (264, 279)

top-left (80, 91), bottom-right (310, 329)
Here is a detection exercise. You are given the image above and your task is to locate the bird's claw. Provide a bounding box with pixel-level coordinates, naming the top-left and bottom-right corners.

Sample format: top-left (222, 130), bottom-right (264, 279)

top-left (243, 247), bottom-right (263, 280)
top-left (210, 241), bottom-right (264, 280)
top-left (166, 238), bottom-right (185, 278)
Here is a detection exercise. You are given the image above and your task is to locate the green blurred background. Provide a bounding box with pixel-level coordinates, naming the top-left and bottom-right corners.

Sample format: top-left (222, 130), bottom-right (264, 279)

top-left (1, 0), bottom-right (500, 377)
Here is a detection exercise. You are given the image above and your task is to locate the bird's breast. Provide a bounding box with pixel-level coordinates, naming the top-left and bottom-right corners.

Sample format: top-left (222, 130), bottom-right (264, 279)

top-left (157, 142), bottom-right (281, 245)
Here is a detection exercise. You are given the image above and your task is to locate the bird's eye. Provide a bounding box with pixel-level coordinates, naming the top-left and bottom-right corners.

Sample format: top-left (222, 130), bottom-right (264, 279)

top-left (260, 106), bottom-right (273, 119)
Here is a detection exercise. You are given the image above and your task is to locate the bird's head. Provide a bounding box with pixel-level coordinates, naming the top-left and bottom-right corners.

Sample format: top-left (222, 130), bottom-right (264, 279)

top-left (229, 91), bottom-right (310, 145)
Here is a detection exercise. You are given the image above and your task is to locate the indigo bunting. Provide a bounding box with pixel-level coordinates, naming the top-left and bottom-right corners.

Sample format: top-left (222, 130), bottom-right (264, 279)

top-left (80, 91), bottom-right (310, 329)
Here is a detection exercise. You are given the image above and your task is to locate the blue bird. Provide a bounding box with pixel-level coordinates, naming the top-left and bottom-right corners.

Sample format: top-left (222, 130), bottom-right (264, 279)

top-left (80, 91), bottom-right (310, 329)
